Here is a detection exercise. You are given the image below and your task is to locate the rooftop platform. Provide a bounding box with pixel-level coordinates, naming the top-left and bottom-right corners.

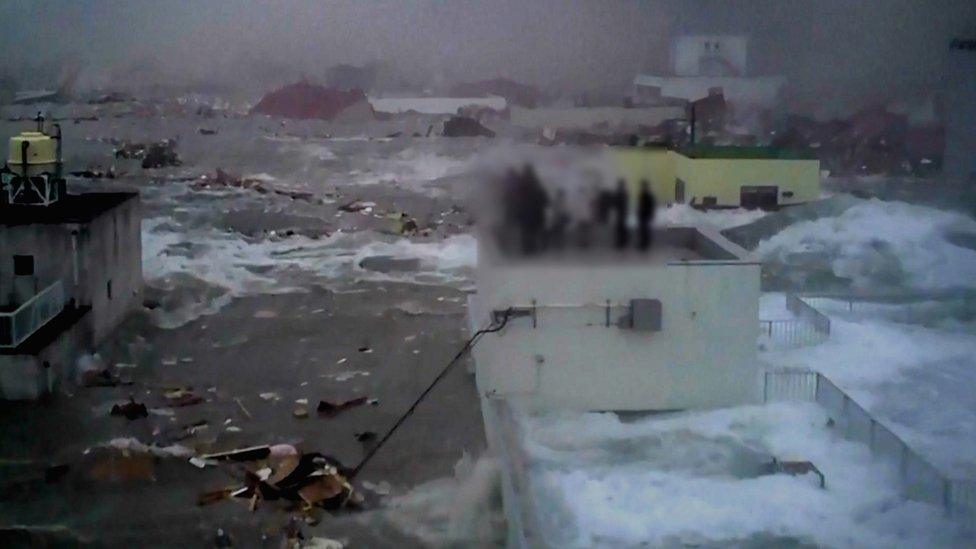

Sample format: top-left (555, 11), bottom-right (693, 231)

top-left (0, 192), bottom-right (137, 226)
top-left (483, 225), bottom-right (756, 267)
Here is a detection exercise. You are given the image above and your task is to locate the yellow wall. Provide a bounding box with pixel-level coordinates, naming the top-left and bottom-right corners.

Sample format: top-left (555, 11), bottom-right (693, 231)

top-left (674, 156), bottom-right (820, 207)
top-left (613, 148), bottom-right (820, 208)
top-left (611, 147), bottom-right (676, 202)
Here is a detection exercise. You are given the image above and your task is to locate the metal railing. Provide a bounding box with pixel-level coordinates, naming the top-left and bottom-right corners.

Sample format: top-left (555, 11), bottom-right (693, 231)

top-left (759, 293), bottom-right (831, 348)
top-left (787, 293), bottom-right (831, 335)
top-left (764, 368), bottom-right (976, 522)
top-left (0, 280), bottom-right (66, 348)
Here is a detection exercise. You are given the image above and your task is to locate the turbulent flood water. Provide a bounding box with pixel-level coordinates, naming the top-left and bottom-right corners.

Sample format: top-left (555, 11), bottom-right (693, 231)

top-left (2, 101), bottom-right (976, 547)
top-left (0, 104), bottom-right (504, 547)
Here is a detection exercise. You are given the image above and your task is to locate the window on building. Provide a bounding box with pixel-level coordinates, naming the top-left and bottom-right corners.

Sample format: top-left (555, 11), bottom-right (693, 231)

top-left (13, 255), bottom-right (34, 276)
top-left (107, 280), bottom-right (113, 300)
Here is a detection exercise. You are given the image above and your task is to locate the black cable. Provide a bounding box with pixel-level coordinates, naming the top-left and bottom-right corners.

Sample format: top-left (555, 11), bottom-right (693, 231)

top-left (350, 307), bottom-right (514, 478)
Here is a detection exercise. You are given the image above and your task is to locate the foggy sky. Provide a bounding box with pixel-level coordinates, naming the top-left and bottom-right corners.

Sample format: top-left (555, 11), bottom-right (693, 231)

top-left (2, 0), bottom-right (974, 114)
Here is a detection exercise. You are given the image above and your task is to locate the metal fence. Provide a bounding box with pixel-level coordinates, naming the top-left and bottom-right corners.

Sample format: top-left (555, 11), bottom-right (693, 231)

top-left (759, 293), bottom-right (831, 348)
top-left (764, 368), bottom-right (976, 522)
top-left (787, 293), bottom-right (831, 335)
top-left (0, 280), bottom-right (65, 348)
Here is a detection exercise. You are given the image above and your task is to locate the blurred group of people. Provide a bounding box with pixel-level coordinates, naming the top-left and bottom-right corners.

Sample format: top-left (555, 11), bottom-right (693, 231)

top-left (495, 165), bottom-right (657, 256)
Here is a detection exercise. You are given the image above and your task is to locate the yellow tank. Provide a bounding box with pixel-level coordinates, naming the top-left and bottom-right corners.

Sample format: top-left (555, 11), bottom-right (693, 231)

top-left (8, 131), bottom-right (59, 174)
top-left (7, 132), bottom-right (58, 165)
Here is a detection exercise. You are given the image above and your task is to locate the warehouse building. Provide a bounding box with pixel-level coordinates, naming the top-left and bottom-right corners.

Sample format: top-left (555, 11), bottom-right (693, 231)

top-left (613, 145), bottom-right (821, 209)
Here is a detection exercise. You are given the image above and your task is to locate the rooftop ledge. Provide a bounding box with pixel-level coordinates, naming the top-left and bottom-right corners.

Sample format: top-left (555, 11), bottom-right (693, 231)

top-left (479, 225), bottom-right (758, 268)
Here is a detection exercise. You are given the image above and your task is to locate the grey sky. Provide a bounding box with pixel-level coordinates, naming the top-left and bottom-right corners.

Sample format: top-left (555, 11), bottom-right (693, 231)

top-left (2, 0), bottom-right (974, 113)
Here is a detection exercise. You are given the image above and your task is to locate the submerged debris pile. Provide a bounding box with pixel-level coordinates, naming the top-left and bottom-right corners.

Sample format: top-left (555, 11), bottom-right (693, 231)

top-left (112, 138), bottom-right (181, 169)
top-left (442, 116), bottom-right (494, 138)
top-left (192, 168), bottom-right (313, 201)
top-left (195, 444), bottom-right (361, 514)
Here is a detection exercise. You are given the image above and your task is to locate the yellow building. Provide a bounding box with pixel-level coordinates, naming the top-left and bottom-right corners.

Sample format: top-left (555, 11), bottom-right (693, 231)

top-left (613, 146), bottom-right (820, 209)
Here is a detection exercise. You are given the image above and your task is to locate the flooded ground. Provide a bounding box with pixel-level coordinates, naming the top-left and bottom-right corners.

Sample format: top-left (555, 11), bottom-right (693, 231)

top-left (2, 101), bottom-right (975, 547)
top-left (0, 104), bottom-right (500, 547)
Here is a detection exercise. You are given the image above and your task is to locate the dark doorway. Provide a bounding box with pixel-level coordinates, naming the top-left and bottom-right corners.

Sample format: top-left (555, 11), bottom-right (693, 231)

top-left (675, 179), bottom-right (686, 203)
top-left (740, 186), bottom-right (779, 210)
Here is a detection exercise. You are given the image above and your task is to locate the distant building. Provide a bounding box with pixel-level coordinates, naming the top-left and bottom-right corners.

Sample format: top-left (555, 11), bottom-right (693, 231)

top-left (251, 81), bottom-right (374, 121)
top-left (634, 35), bottom-right (784, 107)
top-left (368, 96), bottom-right (507, 115)
top-left (613, 145), bottom-right (820, 209)
top-left (944, 37), bottom-right (976, 181)
top-left (0, 119), bottom-right (142, 399)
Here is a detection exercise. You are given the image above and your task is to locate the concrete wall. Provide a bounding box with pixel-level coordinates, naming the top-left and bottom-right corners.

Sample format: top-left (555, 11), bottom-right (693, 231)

top-left (0, 195), bottom-right (142, 344)
top-left (471, 230), bottom-right (761, 411)
top-left (0, 310), bottom-right (93, 400)
top-left (74, 196), bottom-right (143, 343)
top-left (0, 225), bottom-right (74, 306)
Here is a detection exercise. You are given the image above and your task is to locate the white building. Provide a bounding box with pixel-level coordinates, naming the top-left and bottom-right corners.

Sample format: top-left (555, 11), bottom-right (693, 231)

top-left (634, 35), bottom-right (785, 107)
top-left (468, 225), bottom-right (761, 411)
top-left (368, 96), bottom-right (506, 115)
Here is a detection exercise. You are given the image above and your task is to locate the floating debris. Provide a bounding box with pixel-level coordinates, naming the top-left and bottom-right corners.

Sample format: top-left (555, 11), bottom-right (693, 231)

top-left (316, 396), bottom-right (374, 417)
top-left (110, 397), bottom-right (148, 420)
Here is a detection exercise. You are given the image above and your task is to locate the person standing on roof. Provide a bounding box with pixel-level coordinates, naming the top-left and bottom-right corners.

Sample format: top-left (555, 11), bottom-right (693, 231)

top-left (637, 179), bottom-right (656, 250)
top-left (548, 188), bottom-right (570, 250)
top-left (613, 179), bottom-right (629, 249)
top-left (517, 164), bottom-right (549, 254)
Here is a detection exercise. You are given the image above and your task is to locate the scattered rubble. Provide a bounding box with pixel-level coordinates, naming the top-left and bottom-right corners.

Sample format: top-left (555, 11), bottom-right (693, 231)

top-left (761, 458), bottom-right (825, 488)
top-left (110, 397), bottom-right (148, 420)
top-left (251, 81), bottom-right (374, 121)
top-left (772, 106), bottom-right (944, 176)
top-left (70, 165), bottom-right (116, 179)
top-left (81, 367), bottom-right (127, 387)
top-left (163, 387), bottom-right (204, 407)
top-left (192, 169), bottom-right (313, 201)
top-left (442, 115), bottom-right (495, 138)
top-left (142, 140), bottom-right (182, 169)
top-left (195, 448), bottom-right (359, 514)
top-left (113, 140), bottom-right (148, 159)
top-left (338, 200), bottom-right (376, 213)
top-left (355, 431), bottom-right (377, 443)
top-left (316, 396), bottom-right (372, 417)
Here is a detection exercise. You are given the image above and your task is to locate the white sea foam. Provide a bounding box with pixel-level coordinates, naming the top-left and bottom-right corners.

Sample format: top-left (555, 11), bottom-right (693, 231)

top-left (142, 217), bottom-right (477, 327)
top-left (518, 403), bottom-right (967, 548)
top-left (659, 203), bottom-right (770, 230)
top-left (757, 199), bottom-right (976, 291)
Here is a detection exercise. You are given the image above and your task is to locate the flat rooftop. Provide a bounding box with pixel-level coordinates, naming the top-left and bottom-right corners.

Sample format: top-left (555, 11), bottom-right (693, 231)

top-left (0, 192), bottom-right (137, 226)
top-left (678, 145), bottom-right (816, 160)
top-left (484, 225), bottom-right (755, 266)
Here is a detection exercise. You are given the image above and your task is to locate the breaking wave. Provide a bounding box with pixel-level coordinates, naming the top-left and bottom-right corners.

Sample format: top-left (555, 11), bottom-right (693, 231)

top-left (142, 216), bottom-right (477, 327)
